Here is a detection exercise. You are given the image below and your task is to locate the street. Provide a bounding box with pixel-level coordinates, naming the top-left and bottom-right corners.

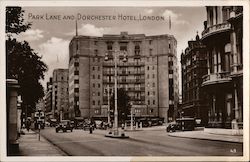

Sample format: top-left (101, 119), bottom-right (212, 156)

top-left (40, 127), bottom-right (243, 156)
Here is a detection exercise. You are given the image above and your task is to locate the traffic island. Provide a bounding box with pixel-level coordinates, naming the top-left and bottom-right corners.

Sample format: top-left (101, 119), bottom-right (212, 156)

top-left (105, 129), bottom-right (129, 138)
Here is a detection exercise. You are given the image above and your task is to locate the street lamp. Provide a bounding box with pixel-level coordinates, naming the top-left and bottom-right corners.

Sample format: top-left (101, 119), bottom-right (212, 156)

top-left (104, 50), bottom-right (128, 137)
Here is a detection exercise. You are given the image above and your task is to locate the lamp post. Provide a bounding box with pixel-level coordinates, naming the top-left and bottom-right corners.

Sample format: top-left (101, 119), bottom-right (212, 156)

top-left (107, 85), bottom-right (111, 125)
top-left (104, 50), bottom-right (128, 137)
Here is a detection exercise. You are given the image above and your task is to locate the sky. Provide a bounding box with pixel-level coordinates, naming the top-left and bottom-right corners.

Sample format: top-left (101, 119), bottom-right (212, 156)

top-left (15, 6), bottom-right (207, 93)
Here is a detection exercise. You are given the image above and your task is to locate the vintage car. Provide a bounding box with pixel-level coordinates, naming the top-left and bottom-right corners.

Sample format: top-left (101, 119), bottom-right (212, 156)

top-left (55, 120), bottom-right (74, 133)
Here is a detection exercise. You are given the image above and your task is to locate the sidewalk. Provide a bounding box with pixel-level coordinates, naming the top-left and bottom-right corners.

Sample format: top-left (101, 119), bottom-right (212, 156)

top-left (168, 130), bottom-right (243, 143)
top-left (18, 129), bottom-right (66, 156)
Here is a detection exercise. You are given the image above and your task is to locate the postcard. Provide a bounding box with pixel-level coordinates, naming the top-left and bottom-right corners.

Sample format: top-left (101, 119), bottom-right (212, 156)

top-left (1, 0), bottom-right (249, 162)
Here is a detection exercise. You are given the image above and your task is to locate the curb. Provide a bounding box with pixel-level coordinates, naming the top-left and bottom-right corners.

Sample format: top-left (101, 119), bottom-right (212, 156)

top-left (167, 133), bottom-right (243, 144)
top-left (39, 132), bottom-right (69, 156)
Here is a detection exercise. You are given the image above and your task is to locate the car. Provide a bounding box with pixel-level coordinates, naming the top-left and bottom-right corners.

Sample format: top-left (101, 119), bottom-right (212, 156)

top-left (166, 121), bottom-right (180, 132)
top-left (55, 120), bottom-right (74, 133)
top-left (83, 123), bottom-right (92, 131)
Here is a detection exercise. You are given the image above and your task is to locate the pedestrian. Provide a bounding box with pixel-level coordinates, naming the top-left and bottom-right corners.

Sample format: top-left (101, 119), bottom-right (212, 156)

top-left (89, 124), bottom-right (93, 134)
top-left (26, 119), bottom-right (31, 132)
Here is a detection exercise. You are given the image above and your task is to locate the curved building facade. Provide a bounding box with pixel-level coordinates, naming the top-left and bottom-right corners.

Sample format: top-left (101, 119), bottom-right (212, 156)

top-left (201, 6), bottom-right (243, 128)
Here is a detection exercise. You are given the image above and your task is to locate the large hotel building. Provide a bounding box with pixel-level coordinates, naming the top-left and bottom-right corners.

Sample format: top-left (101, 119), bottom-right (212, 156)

top-left (68, 32), bottom-right (179, 122)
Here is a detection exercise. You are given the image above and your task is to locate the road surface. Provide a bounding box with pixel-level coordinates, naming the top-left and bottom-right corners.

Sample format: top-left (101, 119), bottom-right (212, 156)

top-left (40, 127), bottom-right (243, 156)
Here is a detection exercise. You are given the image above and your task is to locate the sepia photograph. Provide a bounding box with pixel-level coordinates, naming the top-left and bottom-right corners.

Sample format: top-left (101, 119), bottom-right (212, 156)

top-left (1, 0), bottom-right (249, 161)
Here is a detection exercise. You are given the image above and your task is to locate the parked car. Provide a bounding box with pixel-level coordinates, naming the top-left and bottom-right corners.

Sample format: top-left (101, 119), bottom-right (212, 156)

top-left (151, 118), bottom-right (164, 126)
top-left (166, 118), bottom-right (195, 132)
top-left (55, 120), bottom-right (74, 133)
top-left (166, 121), bottom-right (180, 132)
top-left (83, 123), bottom-right (91, 131)
top-left (49, 118), bottom-right (58, 127)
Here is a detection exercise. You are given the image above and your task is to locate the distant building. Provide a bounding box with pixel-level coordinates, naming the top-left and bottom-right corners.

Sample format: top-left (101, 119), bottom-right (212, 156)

top-left (52, 69), bottom-right (69, 120)
top-left (201, 6), bottom-right (243, 128)
top-left (181, 33), bottom-right (208, 125)
top-left (68, 32), bottom-right (179, 122)
top-left (36, 99), bottom-right (45, 112)
top-left (44, 77), bottom-right (53, 119)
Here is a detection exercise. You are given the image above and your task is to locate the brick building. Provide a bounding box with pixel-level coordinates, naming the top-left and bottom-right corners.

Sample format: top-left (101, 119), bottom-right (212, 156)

top-left (181, 33), bottom-right (208, 125)
top-left (68, 32), bottom-right (179, 122)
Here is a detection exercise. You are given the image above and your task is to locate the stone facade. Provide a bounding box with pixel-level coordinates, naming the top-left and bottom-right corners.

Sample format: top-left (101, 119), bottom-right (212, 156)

top-left (201, 6), bottom-right (243, 128)
top-left (69, 32), bottom-right (179, 122)
top-left (52, 69), bottom-right (69, 120)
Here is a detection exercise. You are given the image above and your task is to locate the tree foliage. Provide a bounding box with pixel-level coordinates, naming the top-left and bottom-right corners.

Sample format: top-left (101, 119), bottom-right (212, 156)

top-left (6, 7), bottom-right (47, 114)
top-left (6, 7), bottom-right (31, 35)
top-left (110, 88), bottom-right (131, 122)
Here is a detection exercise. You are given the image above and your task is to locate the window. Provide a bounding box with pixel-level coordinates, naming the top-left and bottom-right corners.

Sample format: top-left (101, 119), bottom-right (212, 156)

top-left (153, 91), bottom-right (155, 95)
top-left (92, 57), bottom-right (95, 62)
top-left (153, 83), bottom-right (155, 87)
top-left (93, 75), bottom-right (95, 79)
top-left (98, 83), bottom-right (100, 88)
top-left (98, 100), bottom-right (100, 105)
top-left (149, 40), bottom-right (152, 45)
top-left (93, 83), bottom-right (95, 88)
top-left (98, 58), bottom-right (100, 62)
top-left (152, 74), bottom-right (155, 78)
top-left (148, 91), bottom-right (150, 95)
top-left (147, 74), bottom-right (149, 79)
top-left (147, 66), bottom-right (150, 70)
top-left (98, 66), bottom-right (100, 71)
top-left (149, 49), bottom-right (153, 55)
top-left (153, 100), bottom-right (155, 105)
top-left (94, 41), bottom-right (97, 45)
top-left (152, 66), bottom-right (155, 70)
top-left (169, 43), bottom-right (171, 49)
top-left (107, 42), bottom-right (113, 50)
top-left (74, 71), bottom-right (79, 75)
top-left (74, 88), bottom-right (79, 92)
top-left (98, 92), bottom-right (100, 96)
top-left (74, 62), bottom-right (79, 67)
top-left (120, 42), bottom-right (127, 51)
top-left (98, 75), bottom-right (100, 79)
top-left (148, 100), bottom-right (150, 105)
top-left (92, 100), bottom-right (95, 105)
top-left (92, 66), bottom-right (95, 71)
top-left (74, 80), bottom-right (79, 84)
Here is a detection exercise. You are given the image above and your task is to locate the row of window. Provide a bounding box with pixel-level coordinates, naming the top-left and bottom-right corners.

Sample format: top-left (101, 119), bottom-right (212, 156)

top-left (93, 100), bottom-right (101, 106)
top-left (147, 66), bottom-right (155, 70)
top-left (92, 66), bottom-right (101, 71)
top-left (148, 91), bottom-right (156, 96)
top-left (147, 100), bottom-right (156, 105)
top-left (93, 83), bottom-right (101, 88)
top-left (147, 74), bottom-right (155, 79)
top-left (147, 82), bottom-right (156, 87)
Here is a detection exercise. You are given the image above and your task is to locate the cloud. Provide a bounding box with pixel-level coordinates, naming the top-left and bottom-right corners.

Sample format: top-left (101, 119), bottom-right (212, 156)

top-left (144, 9), bottom-right (153, 14)
top-left (162, 9), bottom-right (189, 25)
top-left (67, 23), bottom-right (111, 36)
top-left (38, 37), bottom-right (70, 87)
top-left (17, 29), bottom-right (44, 41)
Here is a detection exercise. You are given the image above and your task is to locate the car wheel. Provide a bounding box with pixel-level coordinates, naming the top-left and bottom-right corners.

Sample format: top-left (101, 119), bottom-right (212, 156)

top-left (56, 130), bottom-right (58, 133)
top-left (71, 129), bottom-right (73, 132)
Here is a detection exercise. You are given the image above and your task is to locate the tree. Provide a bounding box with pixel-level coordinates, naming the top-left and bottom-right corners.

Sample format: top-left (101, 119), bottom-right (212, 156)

top-left (110, 88), bottom-right (131, 122)
top-left (6, 7), bottom-right (48, 115)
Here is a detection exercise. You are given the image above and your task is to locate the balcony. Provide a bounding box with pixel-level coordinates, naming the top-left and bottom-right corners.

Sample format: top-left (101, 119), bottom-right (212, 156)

top-left (202, 72), bottom-right (232, 87)
top-left (129, 87), bottom-right (145, 92)
top-left (230, 64), bottom-right (243, 77)
top-left (201, 22), bottom-right (231, 40)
